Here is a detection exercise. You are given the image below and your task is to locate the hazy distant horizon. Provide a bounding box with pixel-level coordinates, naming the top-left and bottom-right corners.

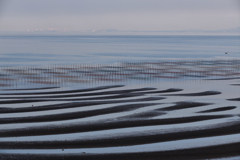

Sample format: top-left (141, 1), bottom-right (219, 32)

top-left (0, 27), bottom-right (239, 36)
top-left (0, 0), bottom-right (239, 33)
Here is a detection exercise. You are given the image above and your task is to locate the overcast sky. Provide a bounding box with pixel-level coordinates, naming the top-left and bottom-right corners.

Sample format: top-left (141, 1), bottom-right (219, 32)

top-left (0, 0), bottom-right (239, 31)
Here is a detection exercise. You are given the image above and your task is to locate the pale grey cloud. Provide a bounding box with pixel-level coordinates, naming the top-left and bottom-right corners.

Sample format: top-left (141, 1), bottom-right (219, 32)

top-left (0, 0), bottom-right (239, 31)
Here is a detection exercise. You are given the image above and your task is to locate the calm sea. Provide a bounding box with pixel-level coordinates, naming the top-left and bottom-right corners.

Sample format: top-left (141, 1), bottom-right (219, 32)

top-left (0, 34), bottom-right (239, 66)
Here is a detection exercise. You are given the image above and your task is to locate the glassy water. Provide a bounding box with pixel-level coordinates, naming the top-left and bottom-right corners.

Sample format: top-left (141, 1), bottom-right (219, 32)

top-left (0, 34), bottom-right (239, 66)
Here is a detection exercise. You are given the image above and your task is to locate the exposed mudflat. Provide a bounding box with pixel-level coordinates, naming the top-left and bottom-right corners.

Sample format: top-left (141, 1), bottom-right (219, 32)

top-left (0, 79), bottom-right (240, 160)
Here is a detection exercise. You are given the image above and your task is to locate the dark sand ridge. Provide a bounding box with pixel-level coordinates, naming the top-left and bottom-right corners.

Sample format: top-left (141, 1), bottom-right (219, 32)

top-left (1, 85), bottom-right (163, 96)
top-left (0, 97), bottom-right (164, 113)
top-left (0, 92), bottom-right (144, 100)
top-left (0, 93), bottom-right (165, 105)
top-left (117, 110), bottom-right (166, 119)
top-left (2, 87), bottom-right (60, 91)
top-left (158, 102), bottom-right (212, 111)
top-left (231, 84), bottom-right (240, 86)
top-left (1, 121), bottom-right (240, 149)
top-left (0, 88), bottom-right (182, 99)
top-left (0, 101), bottom-right (211, 124)
top-left (0, 89), bottom-right (215, 113)
top-left (0, 85), bottom-right (125, 95)
top-left (0, 115), bottom-right (230, 137)
top-left (160, 91), bottom-right (221, 96)
top-left (130, 88), bottom-right (183, 94)
top-left (207, 77), bottom-right (240, 80)
top-left (0, 103), bottom-right (161, 124)
top-left (198, 106), bottom-right (237, 113)
top-left (228, 97), bottom-right (240, 101)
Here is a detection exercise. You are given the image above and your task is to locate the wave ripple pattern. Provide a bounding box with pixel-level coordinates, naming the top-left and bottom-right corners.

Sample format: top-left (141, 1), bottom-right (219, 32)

top-left (0, 60), bottom-right (239, 88)
top-left (0, 74), bottom-right (240, 159)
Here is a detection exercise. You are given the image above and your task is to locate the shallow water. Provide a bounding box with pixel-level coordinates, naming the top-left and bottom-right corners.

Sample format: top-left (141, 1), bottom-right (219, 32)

top-left (0, 34), bottom-right (240, 159)
top-left (0, 34), bottom-right (239, 66)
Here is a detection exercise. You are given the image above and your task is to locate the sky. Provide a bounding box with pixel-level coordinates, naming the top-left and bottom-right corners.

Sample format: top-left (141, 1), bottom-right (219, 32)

top-left (0, 0), bottom-right (239, 32)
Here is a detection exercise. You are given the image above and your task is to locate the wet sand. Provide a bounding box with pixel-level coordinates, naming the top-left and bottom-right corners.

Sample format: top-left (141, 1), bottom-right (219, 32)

top-left (0, 80), bottom-right (240, 160)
